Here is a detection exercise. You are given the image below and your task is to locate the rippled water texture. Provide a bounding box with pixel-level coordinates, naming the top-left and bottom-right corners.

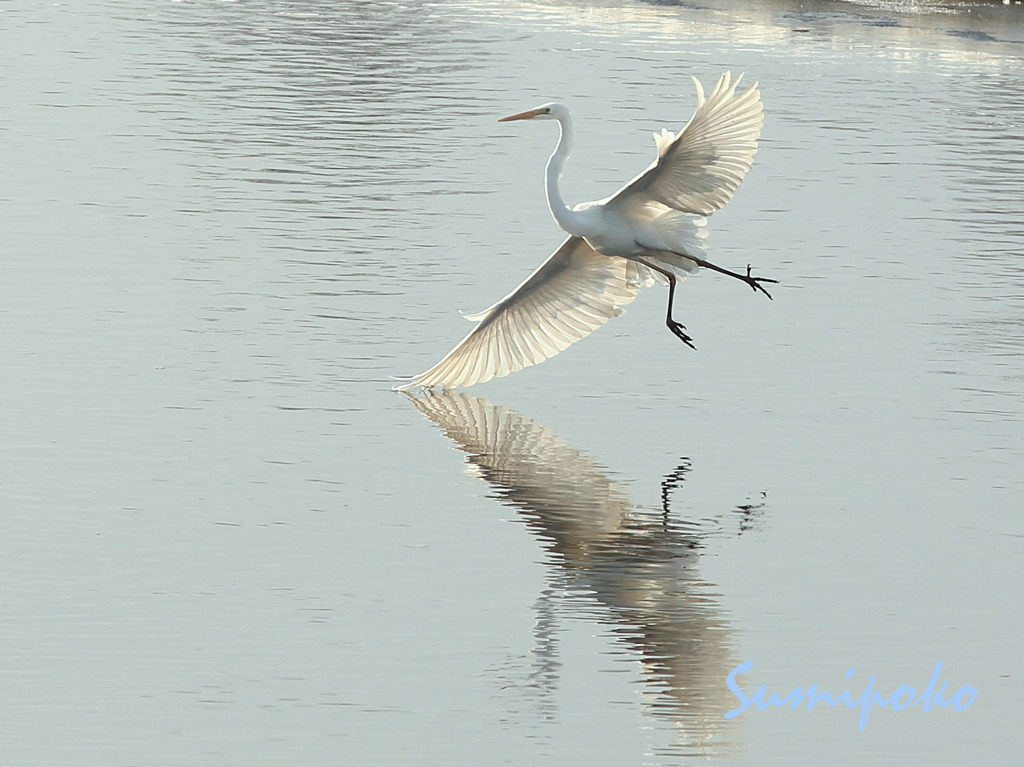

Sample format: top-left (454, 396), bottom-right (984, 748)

top-left (2, 0), bottom-right (1023, 765)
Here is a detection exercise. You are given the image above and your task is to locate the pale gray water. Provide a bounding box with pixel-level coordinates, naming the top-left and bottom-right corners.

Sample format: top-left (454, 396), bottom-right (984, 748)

top-left (2, 0), bottom-right (1023, 764)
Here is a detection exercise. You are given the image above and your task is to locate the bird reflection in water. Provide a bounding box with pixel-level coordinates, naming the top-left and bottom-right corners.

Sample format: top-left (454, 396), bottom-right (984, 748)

top-left (407, 391), bottom-right (765, 764)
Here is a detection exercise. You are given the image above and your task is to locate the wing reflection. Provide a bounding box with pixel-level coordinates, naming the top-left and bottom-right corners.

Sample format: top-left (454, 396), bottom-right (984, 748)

top-left (408, 391), bottom-right (765, 763)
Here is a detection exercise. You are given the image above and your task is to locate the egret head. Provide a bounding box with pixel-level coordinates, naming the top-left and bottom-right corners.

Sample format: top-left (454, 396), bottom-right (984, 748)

top-left (498, 102), bottom-right (567, 123)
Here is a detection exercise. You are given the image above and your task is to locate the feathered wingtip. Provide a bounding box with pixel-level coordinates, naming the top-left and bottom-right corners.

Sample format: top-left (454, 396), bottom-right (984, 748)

top-left (683, 71), bottom-right (758, 125)
top-left (652, 73), bottom-right (727, 157)
top-left (390, 377), bottom-right (415, 393)
top-left (391, 375), bottom-right (436, 393)
top-left (694, 71), bottom-right (747, 103)
top-left (690, 74), bottom-right (707, 107)
top-left (652, 128), bottom-right (675, 157)
top-left (655, 71), bottom-right (752, 151)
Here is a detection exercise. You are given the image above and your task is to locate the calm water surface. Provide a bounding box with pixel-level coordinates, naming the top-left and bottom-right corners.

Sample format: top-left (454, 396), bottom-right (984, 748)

top-left (2, 0), bottom-right (1023, 764)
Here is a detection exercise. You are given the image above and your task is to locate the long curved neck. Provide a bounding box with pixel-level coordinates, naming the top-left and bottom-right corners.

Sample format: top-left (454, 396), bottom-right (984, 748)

top-left (545, 113), bottom-right (587, 236)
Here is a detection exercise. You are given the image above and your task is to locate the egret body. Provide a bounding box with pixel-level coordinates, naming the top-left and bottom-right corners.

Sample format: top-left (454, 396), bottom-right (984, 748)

top-left (395, 72), bottom-right (769, 391)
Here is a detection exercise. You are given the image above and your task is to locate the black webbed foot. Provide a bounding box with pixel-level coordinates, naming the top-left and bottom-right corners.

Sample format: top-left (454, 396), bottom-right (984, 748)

top-left (666, 319), bottom-right (697, 350)
top-left (743, 264), bottom-right (778, 299)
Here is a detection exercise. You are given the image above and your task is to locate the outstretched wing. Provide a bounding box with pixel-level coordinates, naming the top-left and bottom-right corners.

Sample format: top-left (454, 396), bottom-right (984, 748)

top-left (609, 72), bottom-right (763, 216)
top-left (393, 237), bottom-right (648, 391)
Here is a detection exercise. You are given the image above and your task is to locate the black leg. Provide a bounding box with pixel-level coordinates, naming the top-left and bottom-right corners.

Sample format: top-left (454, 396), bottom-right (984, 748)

top-left (680, 254), bottom-right (777, 299)
top-left (635, 258), bottom-right (696, 349)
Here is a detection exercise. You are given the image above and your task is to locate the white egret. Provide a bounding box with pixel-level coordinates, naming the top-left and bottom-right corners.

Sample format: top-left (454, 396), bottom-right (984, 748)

top-left (394, 72), bottom-right (769, 391)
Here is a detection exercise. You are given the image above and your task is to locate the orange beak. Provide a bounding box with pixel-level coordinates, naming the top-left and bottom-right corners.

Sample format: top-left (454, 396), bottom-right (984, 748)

top-left (498, 108), bottom-right (540, 122)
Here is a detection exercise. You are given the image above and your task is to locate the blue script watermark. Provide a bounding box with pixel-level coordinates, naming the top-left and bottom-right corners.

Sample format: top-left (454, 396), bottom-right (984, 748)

top-left (725, 661), bottom-right (977, 730)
